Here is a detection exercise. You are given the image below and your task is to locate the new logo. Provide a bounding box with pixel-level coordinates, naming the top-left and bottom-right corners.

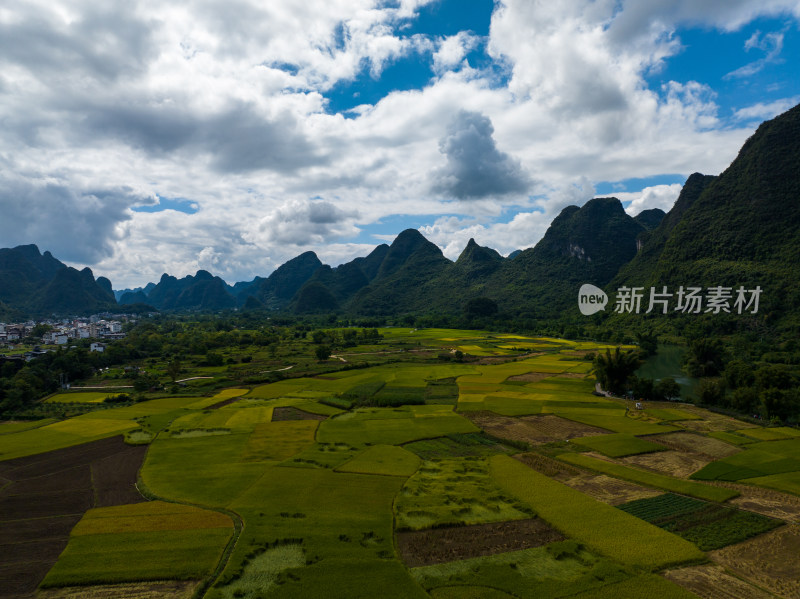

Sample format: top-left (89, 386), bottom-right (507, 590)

top-left (578, 284), bottom-right (608, 315)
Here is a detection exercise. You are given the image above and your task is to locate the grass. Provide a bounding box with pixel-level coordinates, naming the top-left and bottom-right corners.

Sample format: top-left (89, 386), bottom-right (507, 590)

top-left (489, 455), bottom-right (706, 569)
top-left (336, 444), bottom-right (421, 476)
top-left (396, 457), bottom-right (534, 530)
top-left (410, 543), bottom-right (630, 599)
top-left (569, 433), bottom-right (667, 458)
top-left (617, 493), bottom-right (782, 551)
top-left (558, 453), bottom-right (739, 502)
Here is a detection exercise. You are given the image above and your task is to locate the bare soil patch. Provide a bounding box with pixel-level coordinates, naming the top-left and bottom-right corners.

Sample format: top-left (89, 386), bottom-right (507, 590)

top-left (676, 410), bottom-right (758, 433)
top-left (0, 561), bottom-right (57, 598)
top-left (560, 473), bottom-right (662, 505)
top-left (91, 446), bottom-right (148, 507)
top-left (710, 525), bottom-right (800, 598)
top-left (621, 449), bottom-right (713, 479)
top-left (272, 406), bottom-right (327, 421)
top-left (506, 372), bottom-right (550, 383)
top-left (512, 452), bottom-right (660, 505)
top-left (36, 580), bottom-right (200, 599)
top-left (467, 412), bottom-right (607, 445)
top-left (712, 482), bottom-right (800, 523)
top-left (513, 452), bottom-right (581, 478)
top-left (0, 436), bottom-right (148, 598)
top-left (397, 518), bottom-right (565, 567)
top-left (647, 431), bottom-right (740, 459)
top-left (663, 564), bottom-right (774, 599)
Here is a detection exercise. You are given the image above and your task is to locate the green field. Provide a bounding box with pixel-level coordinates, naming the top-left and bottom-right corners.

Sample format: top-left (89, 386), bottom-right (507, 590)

top-left (569, 433), bottom-right (667, 457)
top-left (396, 457), bottom-right (533, 530)
top-left (490, 455), bottom-right (706, 569)
top-left (336, 444), bottom-right (421, 476)
top-left (410, 543), bottom-right (631, 599)
top-left (42, 502), bottom-right (233, 587)
top-left (45, 392), bottom-right (123, 404)
top-left (617, 493), bottom-right (781, 550)
top-left (690, 438), bottom-right (800, 482)
top-left (4, 329), bottom-right (796, 597)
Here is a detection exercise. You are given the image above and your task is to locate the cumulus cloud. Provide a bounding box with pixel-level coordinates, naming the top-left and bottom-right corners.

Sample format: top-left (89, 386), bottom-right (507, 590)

top-left (249, 199), bottom-right (360, 247)
top-left (432, 110), bottom-right (529, 199)
top-left (432, 32), bottom-right (480, 73)
top-left (618, 184), bottom-right (684, 216)
top-left (0, 173), bottom-right (150, 264)
top-left (1, 0), bottom-right (798, 288)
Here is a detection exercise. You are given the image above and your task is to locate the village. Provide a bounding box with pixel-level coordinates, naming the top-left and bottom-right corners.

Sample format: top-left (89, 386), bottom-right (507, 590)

top-left (0, 315), bottom-right (134, 361)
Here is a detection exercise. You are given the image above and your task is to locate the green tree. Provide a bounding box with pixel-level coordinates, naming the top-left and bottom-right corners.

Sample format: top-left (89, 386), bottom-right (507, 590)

top-left (654, 377), bottom-right (681, 401)
top-left (166, 358), bottom-right (182, 382)
top-left (684, 338), bottom-right (727, 378)
top-left (315, 345), bottom-right (331, 361)
top-left (592, 347), bottom-right (643, 395)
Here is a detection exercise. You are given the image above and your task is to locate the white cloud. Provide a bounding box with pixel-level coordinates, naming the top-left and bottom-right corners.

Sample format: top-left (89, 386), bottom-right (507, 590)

top-left (0, 0), bottom-right (798, 288)
top-left (432, 31), bottom-right (479, 73)
top-left (733, 96), bottom-right (800, 121)
top-left (618, 184), bottom-right (684, 216)
top-left (725, 29), bottom-right (785, 79)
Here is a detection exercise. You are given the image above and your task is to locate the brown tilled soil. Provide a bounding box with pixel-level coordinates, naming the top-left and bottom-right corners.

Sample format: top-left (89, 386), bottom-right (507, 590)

top-left (621, 449), bottom-right (713, 479)
top-left (0, 436), bottom-right (147, 599)
top-left (512, 452), bottom-right (660, 505)
top-left (560, 473), bottom-right (663, 505)
top-left (710, 525), bottom-right (800, 598)
top-left (662, 564), bottom-right (774, 599)
top-left (271, 406), bottom-right (327, 421)
top-left (466, 412), bottom-right (608, 445)
top-left (506, 372), bottom-right (551, 383)
top-left (513, 452), bottom-right (582, 478)
top-left (677, 411), bottom-right (758, 433)
top-left (397, 518), bottom-right (565, 567)
top-left (646, 431), bottom-right (741, 459)
top-left (36, 581), bottom-right (200, 599)
top-left (710, 482), bottom-right (800, 523)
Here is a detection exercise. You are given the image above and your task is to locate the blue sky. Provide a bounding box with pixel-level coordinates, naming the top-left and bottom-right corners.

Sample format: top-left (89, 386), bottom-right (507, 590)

top-left (2, 0), bottom-right (799, 286)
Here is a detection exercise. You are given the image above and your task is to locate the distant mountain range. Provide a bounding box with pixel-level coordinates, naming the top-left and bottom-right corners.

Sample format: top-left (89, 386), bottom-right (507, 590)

top-left (2, 102), bottom-right (798, 333)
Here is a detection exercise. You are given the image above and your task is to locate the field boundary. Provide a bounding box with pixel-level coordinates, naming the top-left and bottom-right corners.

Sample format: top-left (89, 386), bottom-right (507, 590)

top-left (135, 475), bottom-right (244, 599)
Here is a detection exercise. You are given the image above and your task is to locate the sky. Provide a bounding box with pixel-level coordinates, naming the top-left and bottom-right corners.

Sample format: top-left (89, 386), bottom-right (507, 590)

top-left (1, 0), bottom-right (799, 289)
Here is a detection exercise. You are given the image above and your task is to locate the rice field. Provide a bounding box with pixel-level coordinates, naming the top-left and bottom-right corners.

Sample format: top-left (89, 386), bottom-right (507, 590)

top-left (4, 328), bottom-right (798, 597)
top-left (490, 455), bottom-right (706, 569)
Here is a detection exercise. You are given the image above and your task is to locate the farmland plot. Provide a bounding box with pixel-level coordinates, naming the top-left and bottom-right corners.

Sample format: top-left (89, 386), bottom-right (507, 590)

top-left (490, 455), bottom-right (706, 569)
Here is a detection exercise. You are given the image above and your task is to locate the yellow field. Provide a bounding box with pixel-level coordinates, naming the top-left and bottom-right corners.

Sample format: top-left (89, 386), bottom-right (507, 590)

top-left (73, 501), bottom-right (233, 535)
